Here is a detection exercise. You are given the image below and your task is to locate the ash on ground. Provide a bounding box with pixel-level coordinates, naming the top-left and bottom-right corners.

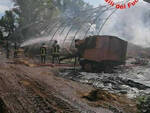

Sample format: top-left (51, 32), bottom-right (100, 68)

top-left (59, 58), bottom-right (150, 99)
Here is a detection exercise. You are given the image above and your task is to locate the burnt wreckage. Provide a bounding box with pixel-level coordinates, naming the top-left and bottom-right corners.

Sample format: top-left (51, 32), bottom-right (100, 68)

top-left (75, 35), bottom-right (128, 72)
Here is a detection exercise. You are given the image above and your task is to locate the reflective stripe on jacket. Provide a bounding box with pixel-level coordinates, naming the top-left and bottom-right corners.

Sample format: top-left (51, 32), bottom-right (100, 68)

top-left (40, 47), bottom-right (46, 56)
top-left (52, 45), bottom-right (59, 55)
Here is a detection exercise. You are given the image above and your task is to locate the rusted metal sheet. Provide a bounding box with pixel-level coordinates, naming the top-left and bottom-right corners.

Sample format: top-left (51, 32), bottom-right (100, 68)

top-left (79, 35), bottom-right (127, 63)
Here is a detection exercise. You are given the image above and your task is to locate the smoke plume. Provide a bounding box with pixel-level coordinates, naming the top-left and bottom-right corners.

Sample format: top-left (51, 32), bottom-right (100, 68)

top-left (101, 1), bottom-right (150, 47)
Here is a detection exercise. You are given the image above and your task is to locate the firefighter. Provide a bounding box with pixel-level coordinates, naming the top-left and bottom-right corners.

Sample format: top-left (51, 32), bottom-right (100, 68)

top-left (74, 39), bottom-right (80, 66)
top-left (40, 43), bottom-right (47, 64)
top-left (24, 47), bottom-right (29, 57)
top-left (52, 40), bottom-right (60, 64)
top-left (6, 41), bottom-right (10, 58)
top-left (14, 42), bottom-right (18, 58)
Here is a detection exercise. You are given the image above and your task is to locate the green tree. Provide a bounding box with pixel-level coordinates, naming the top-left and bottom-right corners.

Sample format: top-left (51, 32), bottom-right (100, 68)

top-left (0, 11), bottom-right (16, 39)
top-left (12, 0), bottom-right (60, 40)
top-left (12, 0), bottom-right (92, 42)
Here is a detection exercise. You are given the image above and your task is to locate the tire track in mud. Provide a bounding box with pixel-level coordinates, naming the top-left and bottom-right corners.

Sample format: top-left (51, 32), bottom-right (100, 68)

top-left (14, 73), bottom-right (81, 113)
top-left (0, 64), bottom-right (114, 113)
top-left (0, 70), bottom-right (80, 113)
top-left (15, 68), bottom-right (113, 113)
top-left (15, 73), bottom-right (96, 113)
top-left (0, 75), bottom-right (26, 113)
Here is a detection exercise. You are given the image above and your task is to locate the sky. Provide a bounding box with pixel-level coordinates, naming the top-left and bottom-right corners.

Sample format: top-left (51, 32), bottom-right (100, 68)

top-left (0, 0), bottom-right (148, 14)
top-left (0, 0), bottom-right (13, 17)
top-left (84, 0), bottom-right (103, 6)
top-left (1, 0), bottom-right (150, 47)
top-left (0, 0), bottom-right (103, 17)
top-left (0, 0), bottom-right (144, 16)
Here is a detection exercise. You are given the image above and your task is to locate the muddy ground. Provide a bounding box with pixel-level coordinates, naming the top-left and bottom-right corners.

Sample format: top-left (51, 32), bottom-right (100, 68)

top-left (0, 55), bottom-right (115, 113)
top-left (0, 54), bottom-right (147, 113)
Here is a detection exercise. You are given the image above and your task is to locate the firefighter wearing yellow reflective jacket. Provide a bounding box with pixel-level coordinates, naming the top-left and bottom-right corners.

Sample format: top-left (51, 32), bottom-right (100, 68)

top-left (52, 40), bottom-right (60, 64)
top-left (40, 43), bottom-right (47, 64)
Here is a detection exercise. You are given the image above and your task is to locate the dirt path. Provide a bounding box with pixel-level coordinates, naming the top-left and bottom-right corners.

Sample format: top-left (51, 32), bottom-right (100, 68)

top-left (0, 57), bottom-right (113, 113)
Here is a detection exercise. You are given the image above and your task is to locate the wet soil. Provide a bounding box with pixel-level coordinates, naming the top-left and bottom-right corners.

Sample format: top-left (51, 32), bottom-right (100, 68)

top-left (0, 58), bottom-right (113, 113)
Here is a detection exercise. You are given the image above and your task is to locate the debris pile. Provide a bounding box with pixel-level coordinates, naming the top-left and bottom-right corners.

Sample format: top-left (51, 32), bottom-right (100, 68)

top-left (83, 89), bottom-right (118, 101)
top-left (60, 59), bottom-right (150, 99)
top-left (132, 58), bottom-right (149, 66)
top-left (82, 89), bottom-right (138, 113)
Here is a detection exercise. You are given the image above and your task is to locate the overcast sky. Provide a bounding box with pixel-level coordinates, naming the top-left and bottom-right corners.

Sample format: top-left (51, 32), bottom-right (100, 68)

top-left (0, 0), bottom-right (103, 17)
top-left (0, 0), bottom-right (13, 17)
top-left (84, 0), bottom-right (103, 6)
top-left (0, 0), bottom-right (148, 17)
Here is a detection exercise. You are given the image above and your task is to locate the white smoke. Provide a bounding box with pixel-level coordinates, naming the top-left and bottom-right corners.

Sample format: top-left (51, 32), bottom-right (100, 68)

top-left (20, 29), bottom-right (81, 47)
top-left (21, 36), bottom-right (51, 47)
top-left (21, 0), bottom-right (150, 48)
top-left (101, 0), bottom-right (150, 47)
